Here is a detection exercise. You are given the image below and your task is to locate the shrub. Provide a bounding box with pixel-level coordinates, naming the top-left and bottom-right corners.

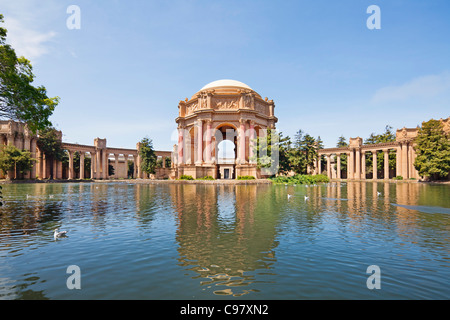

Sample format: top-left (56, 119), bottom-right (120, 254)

top-left (197, 175), bottom-right (215, 180)
top-left (393, 176), bottom-right (403, 180)
top-left (179, 175), bottom-right (194, 180)
top-left (237, 175), bottom-right (255, 180)
top-left (269, 174), bottom-right (329, 185)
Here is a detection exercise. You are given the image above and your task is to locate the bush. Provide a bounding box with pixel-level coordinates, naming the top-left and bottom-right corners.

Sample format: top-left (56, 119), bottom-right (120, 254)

top-left (393, 176), bottom-right (403, 180)
top-left (197, 175), bottom-right (215, 180)
top-left (269, 174), bottom-right (329, 185)
top-left (237, 175), bottom-right (255, 180)
top-left (179, 175), bottom-right (194, 180)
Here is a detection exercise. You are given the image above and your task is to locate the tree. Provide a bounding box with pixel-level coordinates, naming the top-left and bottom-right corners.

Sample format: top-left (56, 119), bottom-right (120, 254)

top-left (36, 127), bottom-right (65, 179)
top-left (138, 137), bottom-right (157, 177)
top-left (336, 135), bottom-right (348, 175)
top-left (288, 130), bottom-right (319, 175)
top-left (364, 125), bottom-right (396, 176)
top-left (0, 144), bottom-right (34, 179)
top-left (0, 14), bottom-right (59, 133)
top-left (414, 119), bottom-right (450, 180)
top-left (251, 129), bottom-right (291, 175)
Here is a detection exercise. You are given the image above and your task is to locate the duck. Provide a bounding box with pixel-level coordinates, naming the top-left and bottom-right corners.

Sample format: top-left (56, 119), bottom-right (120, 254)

top-left (304, 196), bottom-right (309, 201)
top-left (54, 228), bottom-right (68, 240)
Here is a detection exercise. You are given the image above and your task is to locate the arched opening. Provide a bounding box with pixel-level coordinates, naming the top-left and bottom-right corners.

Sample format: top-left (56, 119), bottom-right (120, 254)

top-left (217, 140), bottom-right (235, 162)
top-left (214, 124), bottom-right (237, 179)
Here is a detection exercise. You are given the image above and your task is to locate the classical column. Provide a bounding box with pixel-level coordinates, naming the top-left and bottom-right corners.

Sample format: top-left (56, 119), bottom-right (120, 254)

top-left (7, 134), bottom-right (14, 146)
top-left (133, 154), bottom-right (138, 178)
top-left (96, 150), bottom-right (101, 179)
top-left (80, 152), bottom-right (85, 179)
top-left (384, 149), bottom-right (389, 179)
top-left (53, 159), bottom-right (57, 180)
top-left (361, 151), bottom-right (366, 180)
top-left (318, 156), bottom-right (322, 174)
top-left (239, 119), bottom-right (246, 164)
top-left (349, 150), bottom-right (354, 179)
top-left (103, 152), bottom-right (109, 179)
top-left (178, 126), bottom-right (184, 165)
top-left (37, 149), bottom-right (42, 179)
top-left (196, 120), bottom-right (203, 165)
top-left (205, 120), bottom-right (212, 164)
top-left (336, 153), bottom-right (341, 179)
top-left (123, 154), bottom-right (128, 177)
top-left (355, 148), bottom-right (361, 180)
top-left (31, 139), bottom-right (37, 179)
top-left (373, 151), bottom-right (377, 180)
top-left (42, 154), bottom-right (47, 179)
top-left (396, 146), bottom-right (402, 177)
top-left (248, 121), bottom-right (255, 164)
top-left (23, 137), bottom-right (31, 179)
top-left (90, 152), bottom-right (95, 179)
top-left (68, 151), bottom-right (74, 180)
top-left (326, 155), bottom-right (331, 178)
top-left (401, 141), bottom-right (409, 179)
top-left (114, 154), bottom-right (119, 179)
top-left (408, 144), bottom-right (414, 179)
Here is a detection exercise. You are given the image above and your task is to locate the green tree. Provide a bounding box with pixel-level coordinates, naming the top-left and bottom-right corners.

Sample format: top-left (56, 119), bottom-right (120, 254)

top-left (138, 137), bottom-right (157, 177)
top-left (36, 127), bottom-right (65, 179)
top-left (336, 135), bottom-right (348, 176)
top-left (0, 144), bottom-right (34, 179)
top-left (251, 129), bottom-right (291, 175)
top-left (0, 14), bottom-right (59, 133)
top-left (364, 125), bottom-right (396, 176)
top-left (414, 119), bottom-right (450, 180)
top-left (289, 130), bottom-right (318, 174)
top-left (164, 156), bottom-right (171, 168)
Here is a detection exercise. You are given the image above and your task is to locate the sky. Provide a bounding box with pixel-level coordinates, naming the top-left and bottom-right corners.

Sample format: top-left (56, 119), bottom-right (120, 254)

top-left (1, 0), bottom-right (449, 151)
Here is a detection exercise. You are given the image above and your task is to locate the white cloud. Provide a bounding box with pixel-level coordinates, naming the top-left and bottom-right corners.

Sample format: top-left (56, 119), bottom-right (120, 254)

top-left (371, 72), bottom-right (450, 103)
top-left (3, 16), bottom-right (57, 61)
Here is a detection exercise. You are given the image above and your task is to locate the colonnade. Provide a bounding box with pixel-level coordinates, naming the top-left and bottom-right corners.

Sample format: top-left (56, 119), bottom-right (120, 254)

top-left (316, 140), bottom-right (420, 180)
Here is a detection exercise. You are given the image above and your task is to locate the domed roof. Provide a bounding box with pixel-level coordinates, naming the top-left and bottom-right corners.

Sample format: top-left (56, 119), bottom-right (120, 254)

top-left (200, 79), bottom-right (252, 91)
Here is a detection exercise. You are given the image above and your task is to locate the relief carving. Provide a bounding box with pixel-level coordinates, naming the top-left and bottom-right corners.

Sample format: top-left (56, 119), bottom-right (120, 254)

top-left (255, 101), bottom-right (267, 114)
top-left (214, 98), bottom-right (239, 110)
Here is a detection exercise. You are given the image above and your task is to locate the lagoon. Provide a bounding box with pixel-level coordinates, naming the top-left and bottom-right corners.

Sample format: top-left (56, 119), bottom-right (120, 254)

top-left (0, 181), bottom-right (449, 299)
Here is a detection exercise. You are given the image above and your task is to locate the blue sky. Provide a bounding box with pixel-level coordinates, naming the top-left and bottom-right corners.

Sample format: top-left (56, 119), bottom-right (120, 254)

top-left (1, 0), bottom-right (449, 150)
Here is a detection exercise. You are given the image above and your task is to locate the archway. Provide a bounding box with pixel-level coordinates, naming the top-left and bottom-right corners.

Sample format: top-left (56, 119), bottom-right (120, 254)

top-left (215, 124), bottom-right (237, 179)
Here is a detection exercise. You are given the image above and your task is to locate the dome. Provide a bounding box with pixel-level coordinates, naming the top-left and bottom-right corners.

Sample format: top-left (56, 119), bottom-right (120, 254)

top-left (190, 79), bottom-right (255, 100)
top-left (200, 79), bottom-right (252, 91)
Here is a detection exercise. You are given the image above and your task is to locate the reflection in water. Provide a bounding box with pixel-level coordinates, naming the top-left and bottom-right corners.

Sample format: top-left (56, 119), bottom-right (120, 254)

top-left (172, 184), bottom-right (278, 297)
top-left (0, 181), bottom-right (449, 299)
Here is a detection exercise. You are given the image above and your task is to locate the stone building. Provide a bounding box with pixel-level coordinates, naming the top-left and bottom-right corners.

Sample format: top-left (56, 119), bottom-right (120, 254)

top-left (174, 79), bottom-right (278, 179)
top-left (315, 117), bottom-right (450, 180)
top-left (0, 120), bottom-right (172, 180)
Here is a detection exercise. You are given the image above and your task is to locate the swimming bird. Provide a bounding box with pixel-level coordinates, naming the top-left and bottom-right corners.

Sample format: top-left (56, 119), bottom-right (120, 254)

top-left (54, 228), bottom-right (68, 240)
top-left (304, 196), bottom-right (309, 201)
top-left (49, 195), bottom-right (54, 199)
top-left (377, 191), bottom-right (381, 196)
top-left (288, 194), bottom-right (293, 200)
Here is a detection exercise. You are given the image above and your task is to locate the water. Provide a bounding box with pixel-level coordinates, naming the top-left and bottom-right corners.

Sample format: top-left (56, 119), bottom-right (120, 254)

top-left (0, 181), bottom-right (449, 300)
